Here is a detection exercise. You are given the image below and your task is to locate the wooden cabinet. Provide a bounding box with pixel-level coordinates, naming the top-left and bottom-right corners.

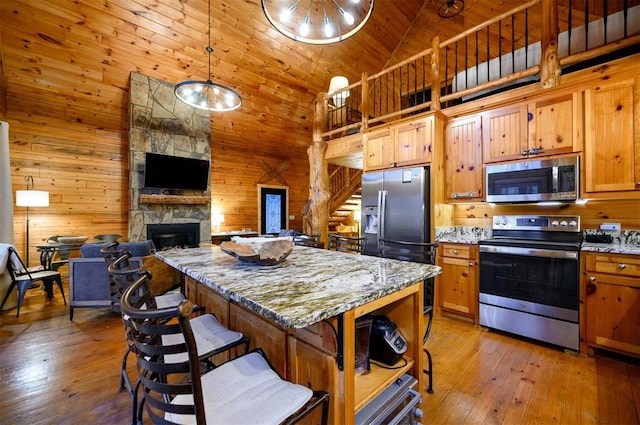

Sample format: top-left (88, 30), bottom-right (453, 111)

top-left (436, 243), bottom-right (478, 323)
top-left (230, 302), bottom-right (288, 376)
top-left (191, 276), bottom-right (424, 424)
top-left (364, 114), bottom-right (443, 171)
top-left (444, 114), bottom-right (483, 201)
top-left (363, 128), bottom-right (394, 170)
top-left (482, 92), bottom-right (581, 164)
top-left (584, 76), bottom-right (640, 197)
top-left (581, 252), bottom-right (640, 357)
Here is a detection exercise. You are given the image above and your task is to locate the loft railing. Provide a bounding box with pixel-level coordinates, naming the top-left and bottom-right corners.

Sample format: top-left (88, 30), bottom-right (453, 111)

top-left (320, 0), bottom-right (640, 140)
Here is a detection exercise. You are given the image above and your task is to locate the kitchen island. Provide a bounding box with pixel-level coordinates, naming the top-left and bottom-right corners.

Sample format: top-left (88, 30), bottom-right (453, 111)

top-left (155, 245), bottom-right (441, 424)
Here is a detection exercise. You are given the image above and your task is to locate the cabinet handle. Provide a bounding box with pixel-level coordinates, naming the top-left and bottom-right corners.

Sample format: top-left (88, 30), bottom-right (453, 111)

top-left (588, 276), bottom-right (596, 282)
top-left (469, 261), bottom-right (474, 266)
top-left (618, 263), bottom-right (627, 270)
top-left (453, 250), bottom-right (458, 255)
top-left (520, 150), bottom-right (529, 156)
top-left (452, 192), bottom-right (475, 198)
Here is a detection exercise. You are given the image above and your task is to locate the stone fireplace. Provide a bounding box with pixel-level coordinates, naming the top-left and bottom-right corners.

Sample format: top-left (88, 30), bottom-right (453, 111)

top-left (127, 72), bottom-right (211, 245)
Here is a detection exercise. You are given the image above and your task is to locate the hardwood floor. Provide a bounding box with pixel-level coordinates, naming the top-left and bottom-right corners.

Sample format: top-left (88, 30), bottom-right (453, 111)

top-left (1, 283), bottom-right (639, 424)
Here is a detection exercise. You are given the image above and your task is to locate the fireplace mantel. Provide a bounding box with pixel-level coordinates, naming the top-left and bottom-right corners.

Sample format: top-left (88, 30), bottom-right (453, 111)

top-left (139, 194), bottom-right (209, 205)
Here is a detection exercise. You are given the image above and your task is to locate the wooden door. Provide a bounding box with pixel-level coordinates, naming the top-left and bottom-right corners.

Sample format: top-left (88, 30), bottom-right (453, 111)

top-left (584, 77), bottom-right (640, 195)
top-left (528, 93), bottom-right (580, 157)
top-left (482, 103), bottom-right (528, 163)
top-left (437, 244), bottom-right (477, 322)
top-left (445, 114), bottom-right (483, 201)
top-left (364, 128), bottom-right (394, 171)
top-left (230, 302), bottom-right (287, 376)
top-left (395, 117), bottom-right (432, 167)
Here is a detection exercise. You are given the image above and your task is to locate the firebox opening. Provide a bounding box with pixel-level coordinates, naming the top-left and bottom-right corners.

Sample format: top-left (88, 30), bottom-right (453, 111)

top-left (147, 223), bottom-right (200, 251)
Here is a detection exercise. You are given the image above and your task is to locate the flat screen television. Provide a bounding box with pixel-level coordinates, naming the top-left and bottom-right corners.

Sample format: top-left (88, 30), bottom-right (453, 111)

top-left (143, 152), bottom-right (209, 191)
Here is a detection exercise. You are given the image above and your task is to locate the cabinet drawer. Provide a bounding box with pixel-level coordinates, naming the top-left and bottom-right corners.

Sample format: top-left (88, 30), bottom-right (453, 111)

top-left (441, 244), bottom-right (472, 259)
top-left (587, 254), bottom-right (640, 278)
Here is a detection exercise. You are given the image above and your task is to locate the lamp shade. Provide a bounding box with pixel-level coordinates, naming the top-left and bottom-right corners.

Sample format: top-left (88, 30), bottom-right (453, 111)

top-left (329, 76), bottom-right (350, 107)
top-left (16, 190), bottom-right (49, 207)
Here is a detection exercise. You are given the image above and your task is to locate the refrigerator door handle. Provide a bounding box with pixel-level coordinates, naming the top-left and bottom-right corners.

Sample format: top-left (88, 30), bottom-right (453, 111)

top-left (378, 190), bottom-right (387, 246)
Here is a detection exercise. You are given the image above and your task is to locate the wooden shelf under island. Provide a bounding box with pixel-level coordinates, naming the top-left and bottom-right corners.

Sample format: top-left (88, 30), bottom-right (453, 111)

top-left (155, 245), bottom-right (441, 424)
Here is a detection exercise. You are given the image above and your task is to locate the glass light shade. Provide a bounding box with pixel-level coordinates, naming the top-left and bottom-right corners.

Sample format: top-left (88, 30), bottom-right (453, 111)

top-left (329, 75), bottom-right (350, 107)
top-left (175, 80), bottom-right (242, 112)
top-left (16, 190), bottom-right (49, 207)
top-left (262, 0), bottom-right (374, 44)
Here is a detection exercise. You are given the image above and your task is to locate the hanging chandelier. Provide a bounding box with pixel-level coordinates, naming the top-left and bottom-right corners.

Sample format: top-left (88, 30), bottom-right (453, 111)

top-left (174, 0), bottom-right (242, 111)
top-left (262, 0), bottom-right (374, 44)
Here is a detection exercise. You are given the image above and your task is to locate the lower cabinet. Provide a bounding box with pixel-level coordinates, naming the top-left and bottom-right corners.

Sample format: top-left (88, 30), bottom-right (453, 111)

top-left (184, 276), bottom-right (424, 425)
top-left (581, 252), bottom-right (640, 357)
top-left (436, 243), bottom-right (478, 323)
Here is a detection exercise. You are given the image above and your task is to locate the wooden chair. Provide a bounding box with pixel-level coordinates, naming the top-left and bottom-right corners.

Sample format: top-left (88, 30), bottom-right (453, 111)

top-left (293, 232), bottom-right (323, 248)
top-left (121, 272), bottom-right (329, 425)
top-left (0, 246), bottom-right (66, 317)
top-left (378, 239), bottom-right (438, 393)
top-left (328, 234), bottom-right (365, 254)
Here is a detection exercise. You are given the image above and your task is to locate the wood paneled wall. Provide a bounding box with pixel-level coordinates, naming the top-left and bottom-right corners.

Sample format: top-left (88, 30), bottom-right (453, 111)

top-left (9, 110), bottom-right (309, 266)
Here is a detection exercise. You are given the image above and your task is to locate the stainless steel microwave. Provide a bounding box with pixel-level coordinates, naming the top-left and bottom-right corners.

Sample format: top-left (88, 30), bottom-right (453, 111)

top-left (485, 156), bottom-right (579, 203)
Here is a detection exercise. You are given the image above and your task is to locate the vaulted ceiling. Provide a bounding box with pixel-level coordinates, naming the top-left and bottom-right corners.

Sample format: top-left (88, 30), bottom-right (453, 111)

top-left (0, 0), bottom-right (615, 159)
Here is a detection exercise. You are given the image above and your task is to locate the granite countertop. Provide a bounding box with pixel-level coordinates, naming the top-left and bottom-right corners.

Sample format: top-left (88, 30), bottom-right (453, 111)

top-left (580, 243), bottom-right (640, 256)
top-left (435, 226), bottom-right (491, 244)
top-left (155, 246), bottom-right (441, 329)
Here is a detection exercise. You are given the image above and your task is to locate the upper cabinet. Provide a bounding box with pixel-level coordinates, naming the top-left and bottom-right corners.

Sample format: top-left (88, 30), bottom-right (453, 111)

top-left (364, 114), bottom-right (444, 171)
top-left (445, 114), bottom-right (483, 201)
top-left (584, 76), bottom-right (640, 197)
top-left (482, 92), bottom-right (582, 164)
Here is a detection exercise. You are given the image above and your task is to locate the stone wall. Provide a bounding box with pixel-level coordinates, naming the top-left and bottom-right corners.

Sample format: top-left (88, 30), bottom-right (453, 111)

top-left (128, 72), bottom-right (211, 244)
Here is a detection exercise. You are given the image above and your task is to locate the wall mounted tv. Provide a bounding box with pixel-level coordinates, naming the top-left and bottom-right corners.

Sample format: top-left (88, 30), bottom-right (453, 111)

top-left (143, 152), bottom-right (210, 191)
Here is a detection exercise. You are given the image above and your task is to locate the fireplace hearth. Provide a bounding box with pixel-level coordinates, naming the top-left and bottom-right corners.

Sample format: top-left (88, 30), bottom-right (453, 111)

top-left (147, 223), bottom-right (200, 251)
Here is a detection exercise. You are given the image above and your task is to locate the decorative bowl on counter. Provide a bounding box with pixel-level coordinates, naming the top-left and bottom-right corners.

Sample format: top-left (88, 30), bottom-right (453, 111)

top-left (57, 236), bottom-right (89, 244)
top-left (219, 238), bottom-right (294, 266)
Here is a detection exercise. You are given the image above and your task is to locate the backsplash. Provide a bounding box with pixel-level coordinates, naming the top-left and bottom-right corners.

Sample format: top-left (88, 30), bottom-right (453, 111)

top-left (583, 229), bottom-right (640, 245)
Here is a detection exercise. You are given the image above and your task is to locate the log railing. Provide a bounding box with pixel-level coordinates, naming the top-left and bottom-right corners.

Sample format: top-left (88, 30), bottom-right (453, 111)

top-left (320, 0), bottom-right (640, 140)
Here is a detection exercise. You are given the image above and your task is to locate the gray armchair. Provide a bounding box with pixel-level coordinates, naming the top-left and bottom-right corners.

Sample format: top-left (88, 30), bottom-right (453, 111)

top-left (68, 240), bottom-right (155, 320)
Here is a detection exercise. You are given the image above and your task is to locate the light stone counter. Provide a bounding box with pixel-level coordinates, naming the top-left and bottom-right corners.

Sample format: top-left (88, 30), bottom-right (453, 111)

top-left (155, 245), bottom-right (441, 329)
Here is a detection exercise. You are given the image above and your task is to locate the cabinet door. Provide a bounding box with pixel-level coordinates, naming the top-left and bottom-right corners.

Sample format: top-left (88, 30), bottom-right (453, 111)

top-left (584, 274), bottom-right (640, 357)
top-left (584, 77), bottom-right (640, 194)
top-left (197, 285), bottom-right (235, 363)
top-left (364, 129), bottom-right (393, 171)
top-left (230, 302), bottom-right (287, 376)
top-left (482, 104), bottom-right (529, 163)
top-left (437, 245), bottom-right (477, 322)
top-left (395, 117), bottom-right (432, 167)
top-left (528, 93), bottom-right (580, 157)
top-left (445, 115), bottom-right (483, 201)
top-left (184, 276), bottom-right (197, 303)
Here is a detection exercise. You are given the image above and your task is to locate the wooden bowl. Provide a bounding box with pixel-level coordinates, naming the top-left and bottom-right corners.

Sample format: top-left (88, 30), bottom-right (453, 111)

top-left (219, 239), bottom-right (294, 265)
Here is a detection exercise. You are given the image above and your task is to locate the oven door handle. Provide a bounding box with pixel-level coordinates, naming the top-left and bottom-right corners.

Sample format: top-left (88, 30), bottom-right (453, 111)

top-left (479, 245), bottom-right (578, 259)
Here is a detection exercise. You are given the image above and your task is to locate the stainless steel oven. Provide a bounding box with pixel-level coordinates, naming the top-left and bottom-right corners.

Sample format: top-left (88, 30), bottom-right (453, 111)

top-left (478, 215), bottom-right (580, 351)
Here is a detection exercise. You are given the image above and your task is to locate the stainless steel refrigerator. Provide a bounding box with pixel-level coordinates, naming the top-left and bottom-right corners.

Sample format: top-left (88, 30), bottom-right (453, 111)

top-left (361, 166), bottom-right (431, 257)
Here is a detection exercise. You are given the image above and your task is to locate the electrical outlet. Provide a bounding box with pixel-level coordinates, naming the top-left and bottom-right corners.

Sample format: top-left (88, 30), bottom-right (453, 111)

top-left (600, 223), bottom-right (621, 233)
top-left (289, 215), bottom-right (295, 220)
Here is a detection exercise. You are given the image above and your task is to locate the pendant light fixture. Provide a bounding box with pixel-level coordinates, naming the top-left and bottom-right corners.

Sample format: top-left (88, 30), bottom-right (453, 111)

top-left (174, 0), bottom-right (242, 111)
top-left (262, 0), bottom-right (374, 44)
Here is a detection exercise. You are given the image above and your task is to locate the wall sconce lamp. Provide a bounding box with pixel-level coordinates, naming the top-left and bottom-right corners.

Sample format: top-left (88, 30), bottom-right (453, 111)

top-left (328, 76), bottom-right (350, 107)
top-left (16, 176), bottom-right (49, 264)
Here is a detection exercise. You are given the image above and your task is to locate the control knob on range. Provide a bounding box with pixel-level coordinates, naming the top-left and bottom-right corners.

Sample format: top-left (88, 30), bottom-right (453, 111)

top-left (551, 220), bottom-right (559, 227)
top-left (560, 221), bottom-right (568, 227)
top-left (569, 220), bottom-right (578, 227)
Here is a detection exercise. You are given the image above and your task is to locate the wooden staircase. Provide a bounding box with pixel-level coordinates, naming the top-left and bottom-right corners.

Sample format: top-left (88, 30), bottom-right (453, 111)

top-left (328, 165), bottom-right (362, 233)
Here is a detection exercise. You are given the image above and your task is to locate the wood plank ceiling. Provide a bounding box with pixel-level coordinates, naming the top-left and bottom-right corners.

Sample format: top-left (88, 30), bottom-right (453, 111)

top-left (0, 0), bottom-right (617, 158)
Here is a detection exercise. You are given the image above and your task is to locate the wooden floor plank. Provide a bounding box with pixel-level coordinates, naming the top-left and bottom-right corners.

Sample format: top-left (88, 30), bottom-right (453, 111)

top-left (1, 285), bottom-right (639, 424)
